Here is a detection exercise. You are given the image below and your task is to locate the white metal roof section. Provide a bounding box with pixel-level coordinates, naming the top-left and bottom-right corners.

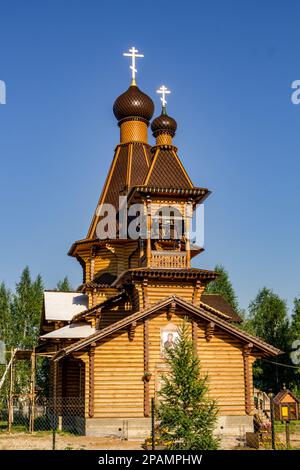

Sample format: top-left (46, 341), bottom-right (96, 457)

top-left (41, 322), bottom-right (95, 339)
top-left (44, 291), bottom-right (88, 322)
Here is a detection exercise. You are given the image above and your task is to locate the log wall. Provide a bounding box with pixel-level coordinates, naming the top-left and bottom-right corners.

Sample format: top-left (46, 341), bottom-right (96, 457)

top-left (73, 309), bottom-right (256, 419)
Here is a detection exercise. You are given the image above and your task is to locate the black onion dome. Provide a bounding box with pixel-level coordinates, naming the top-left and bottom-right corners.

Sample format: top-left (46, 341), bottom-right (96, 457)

top-left (151, 111), bottom-right (177, 137)
top-left (113, 85), bottom-right (154, 125)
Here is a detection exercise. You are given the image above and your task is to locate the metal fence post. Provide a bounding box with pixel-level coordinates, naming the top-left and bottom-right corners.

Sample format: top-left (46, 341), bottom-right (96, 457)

top-left (269, 393), bottom-right (276, 450)
top-left (52, 427), bottom-right (56, 450)
top-left (285, 420), bottom-right (290, 449)
top-left (151, 397), bottom-right (155, 450)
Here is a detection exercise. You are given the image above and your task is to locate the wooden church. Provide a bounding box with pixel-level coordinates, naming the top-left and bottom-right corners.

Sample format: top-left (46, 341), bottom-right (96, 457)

top-left (39, 49), bottom-right (281, 440)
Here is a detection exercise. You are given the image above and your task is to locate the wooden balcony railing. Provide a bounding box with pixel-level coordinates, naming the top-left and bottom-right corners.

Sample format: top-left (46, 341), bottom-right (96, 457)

top-left (150, 251), bottom-right (187, 269)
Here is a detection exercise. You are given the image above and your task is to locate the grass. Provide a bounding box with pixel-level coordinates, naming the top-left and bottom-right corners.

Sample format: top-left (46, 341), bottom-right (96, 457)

top-left (274, 420), bottom-right (300, 433)
top-left (0, 420), bottom-right (78, 436)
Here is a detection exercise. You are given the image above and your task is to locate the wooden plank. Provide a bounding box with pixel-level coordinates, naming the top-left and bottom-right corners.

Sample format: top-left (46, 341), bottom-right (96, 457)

top-left (88, 344), bottom-right (95, 418)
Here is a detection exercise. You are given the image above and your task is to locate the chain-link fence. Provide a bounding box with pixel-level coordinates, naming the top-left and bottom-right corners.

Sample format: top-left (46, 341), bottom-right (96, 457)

top-left (0, 395), bottom-right (299, 450)
top-left (245, 411), bottom-right (300, 449)
top-left (0, 396), bottom-right (85, 449)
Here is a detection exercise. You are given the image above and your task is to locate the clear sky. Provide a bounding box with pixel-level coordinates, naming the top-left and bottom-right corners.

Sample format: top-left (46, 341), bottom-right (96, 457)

top-left (0, 0), bottom-right (299, 313)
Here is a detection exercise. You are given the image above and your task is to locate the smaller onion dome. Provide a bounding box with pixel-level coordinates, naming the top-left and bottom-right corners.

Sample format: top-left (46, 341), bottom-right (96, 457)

top-left (113, 85), bottom-right (154, 125)
top-left (151, 110), bottom-right (177, 138)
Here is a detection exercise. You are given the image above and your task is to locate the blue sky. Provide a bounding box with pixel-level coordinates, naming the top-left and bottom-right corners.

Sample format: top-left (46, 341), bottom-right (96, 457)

top-left (0, 0), bottom-right (299, 313)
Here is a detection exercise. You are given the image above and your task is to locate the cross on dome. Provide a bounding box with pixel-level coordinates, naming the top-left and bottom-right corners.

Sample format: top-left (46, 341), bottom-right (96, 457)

top-left (157, 85), bottom-right (171, 109)
top-left (123, 47), bottom-right (144, 85)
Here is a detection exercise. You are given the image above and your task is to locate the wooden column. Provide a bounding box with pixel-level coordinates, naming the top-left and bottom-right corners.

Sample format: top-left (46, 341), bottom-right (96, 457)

top-left (52, 356), bottom-right (58, 430)
top-left (146, 198), bottom-right (152, 267)
top-left (142, 279), bottom-right (149, 309)
top-left (90, 246), bottom-right (96, 281)
top-left (8, 349), bottom-right (14, 433)
top-left (192, 280), bottom-right (202, 305)
top-left (185, 200), bottom-right (193, 269)
top-left (243, 343), bottom-right (253, 415)
top-left (140, 239), bottom-right (145, 266)
top-left (143, 319), bottom-right (150, 417)
top-left (88, 343), bottom-right (96, 418)
top-left (29, 349), bottom-right (36, 433)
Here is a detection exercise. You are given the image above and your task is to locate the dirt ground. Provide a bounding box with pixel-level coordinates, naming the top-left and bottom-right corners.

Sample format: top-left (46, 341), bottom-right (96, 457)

top-left (1, 432), bottom-right (300, 450)
top-left (0, 433), bottom-right (144, 450)
top-left (277, 432), bottom-right (300, 448)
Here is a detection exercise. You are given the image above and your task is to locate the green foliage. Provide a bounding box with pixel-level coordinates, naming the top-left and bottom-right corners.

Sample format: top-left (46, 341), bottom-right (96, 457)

top-left (0, 282), bottom-right (12, 347)
top-left (11, 267), bottom-right (44, 349)
top-left (0, 268), bottom-right (45, 397)
top-left (248, 287), bottom-right (289, 350)
top-left (289, 298), bottom-right (300, 397)
top-left (56, 276), bottom-right (72, 292)
top-left (157, 320), bottom-right (219, 450)
top-left (290, 298), bottom-right (300, 341)
top-left (247, 287), bottom-right (290, 392)
top-left (205, 264), bottom-right (238, 311)
top-left (36, 356), bottom-right (51, 397)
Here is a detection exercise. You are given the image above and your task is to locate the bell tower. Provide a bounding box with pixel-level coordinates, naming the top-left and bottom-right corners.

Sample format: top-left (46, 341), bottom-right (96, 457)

top-left (68, 49), bottom-right (217, 310)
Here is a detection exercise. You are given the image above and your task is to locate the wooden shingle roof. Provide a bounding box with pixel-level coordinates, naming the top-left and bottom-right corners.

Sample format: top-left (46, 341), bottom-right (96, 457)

top-left (144, 146), bottom-right (193, 189)
top-left (201, 294), bottom-right (242, 323)
top-left (87, 142), bottom-right (152, 238)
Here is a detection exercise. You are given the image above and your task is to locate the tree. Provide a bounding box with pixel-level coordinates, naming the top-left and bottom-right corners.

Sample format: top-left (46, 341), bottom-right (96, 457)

top-left (248, 287), bottom-right (290, 392)
top-left (11, 267), bottom-right (44, 349)
top-left (56, 276), bottom-right (72, 292)
top-left (289, 298), bottom-right (300, 397)
top-left (157, 320), bottom-right (219, 450)
top-left (205, 264), bottom-right (238, 311)
top-left (290, 298), bottom-right (300, 342)
top-left (0, 283), bottom-right (12, 401)
top-left (0, 282), bottom-right (12, 347)
top-left (248, 288), bottom-right (289, 351)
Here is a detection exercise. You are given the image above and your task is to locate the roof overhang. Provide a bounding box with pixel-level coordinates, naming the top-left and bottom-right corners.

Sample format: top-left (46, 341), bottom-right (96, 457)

top-left (127, 185), bottom-right (211, 205)
top-left (53, 295), bottom-right (282, 362)
top-left (41, 322), bottom-right (96, 339)
top-left (112, 267), bottom-right (218, 288)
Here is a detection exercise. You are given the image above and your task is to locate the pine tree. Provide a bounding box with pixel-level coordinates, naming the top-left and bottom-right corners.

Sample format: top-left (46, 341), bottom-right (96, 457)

top-left (205, 264), bottom-right (238, 311)
top-left (157, 320), bottom-right (219, 450)
top-left (56, 276), bottom-right (72, 292)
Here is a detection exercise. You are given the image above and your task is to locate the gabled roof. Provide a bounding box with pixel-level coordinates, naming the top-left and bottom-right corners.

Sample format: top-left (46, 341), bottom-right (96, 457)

top-left (43, 292), bottom-right (88, 322)
top-left (54, 295), bottom-right (281, 361)
top-left (273, 389), bottom-right (300, 404)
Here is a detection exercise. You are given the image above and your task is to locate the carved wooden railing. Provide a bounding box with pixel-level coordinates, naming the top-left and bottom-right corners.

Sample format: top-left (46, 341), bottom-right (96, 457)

top-left (150, 251), bottom-right (187, 269)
